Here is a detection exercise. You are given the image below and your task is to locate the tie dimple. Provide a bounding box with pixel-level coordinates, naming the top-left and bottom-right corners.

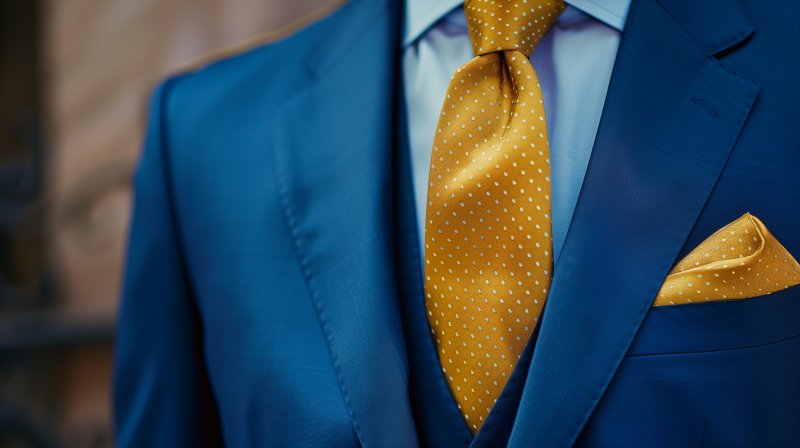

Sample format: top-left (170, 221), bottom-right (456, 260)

top-left (423, 0), bottom-right (566, 435)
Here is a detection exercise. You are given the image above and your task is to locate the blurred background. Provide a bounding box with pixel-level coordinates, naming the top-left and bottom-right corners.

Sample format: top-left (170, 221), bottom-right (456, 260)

top-left (0, 0), bottom-right (334, 446)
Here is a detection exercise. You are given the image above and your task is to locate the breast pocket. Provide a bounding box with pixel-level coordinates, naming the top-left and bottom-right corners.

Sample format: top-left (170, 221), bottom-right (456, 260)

top-left (578, 285), bottom-right (800, 448)
top-left (630, 283), bottom-right (800, 356)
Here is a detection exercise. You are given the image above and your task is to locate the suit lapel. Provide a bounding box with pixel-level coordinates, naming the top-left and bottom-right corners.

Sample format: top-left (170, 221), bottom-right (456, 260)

top-left (271, 0), bottom-right (419, 446)
top-left (508, 0), bottom-right (759, 446)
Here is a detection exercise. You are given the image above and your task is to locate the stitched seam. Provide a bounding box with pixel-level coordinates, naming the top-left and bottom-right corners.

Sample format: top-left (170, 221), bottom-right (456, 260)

top-left (691, 96), bottom-right (721, 117)
top-left (628, 332), bottom-right (800, 358)
top-left (273, 104), bottom-right (362, 442)
top-left (709, 0), bottom-right (754, 53)
top-left (269, 4), bottom-right (401, 442)
top-left (709, 29), bottom-right (748, 54)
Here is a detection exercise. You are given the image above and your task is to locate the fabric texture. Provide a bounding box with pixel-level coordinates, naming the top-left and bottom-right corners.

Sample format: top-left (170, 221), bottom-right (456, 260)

top-left (423, 0), bottom-right (566, 433)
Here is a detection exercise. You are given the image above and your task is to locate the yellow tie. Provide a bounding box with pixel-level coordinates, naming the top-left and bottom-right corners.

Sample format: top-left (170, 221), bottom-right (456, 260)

top-left (423, 0), bottom-right (566, 434)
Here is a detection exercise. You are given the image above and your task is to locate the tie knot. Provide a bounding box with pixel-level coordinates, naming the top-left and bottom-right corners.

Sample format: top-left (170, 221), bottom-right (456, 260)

top-left (465, 0), bottom-right (566, 58)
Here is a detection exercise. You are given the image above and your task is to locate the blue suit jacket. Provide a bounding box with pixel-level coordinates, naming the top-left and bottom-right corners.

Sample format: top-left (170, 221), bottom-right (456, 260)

top-left (114, 0), bottom-right (800, 446)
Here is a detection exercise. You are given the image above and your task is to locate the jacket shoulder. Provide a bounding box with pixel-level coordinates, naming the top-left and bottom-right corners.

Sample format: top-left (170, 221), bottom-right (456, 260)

top-left (158, 0), bottom-right (351, 125)
top-left (173, 0), bottom-right (348, 84)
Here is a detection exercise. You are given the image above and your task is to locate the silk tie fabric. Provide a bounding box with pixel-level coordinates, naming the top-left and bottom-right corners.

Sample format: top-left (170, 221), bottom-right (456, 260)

top-left (655, 214), bottom-right (800, 305)
top-left (423, 0), bottom-right (566, 434)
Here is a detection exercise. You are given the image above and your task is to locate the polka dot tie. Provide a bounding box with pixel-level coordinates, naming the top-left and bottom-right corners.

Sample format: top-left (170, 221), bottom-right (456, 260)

top-left (423, 0), bottom-right (567, 434)
top-left (654, 214), bottom-right (800, 306)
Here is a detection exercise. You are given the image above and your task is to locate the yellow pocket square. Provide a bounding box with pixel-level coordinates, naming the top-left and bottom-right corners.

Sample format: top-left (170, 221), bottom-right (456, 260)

top-left (654, 214), bottom-right (800, 306)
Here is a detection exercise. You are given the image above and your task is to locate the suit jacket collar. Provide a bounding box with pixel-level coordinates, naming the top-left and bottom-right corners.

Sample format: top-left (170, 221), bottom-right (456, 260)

top-left (507, 0), bottom-right (759, 446)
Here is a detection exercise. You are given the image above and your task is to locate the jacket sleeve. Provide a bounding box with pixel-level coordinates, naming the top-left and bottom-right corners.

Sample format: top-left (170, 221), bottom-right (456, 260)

top-left (113, 79), bottom-right (224, 447)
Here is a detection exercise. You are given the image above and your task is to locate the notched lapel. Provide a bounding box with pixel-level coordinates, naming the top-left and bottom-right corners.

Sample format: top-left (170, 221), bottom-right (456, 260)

top-left (508, 0), bottom-right (760, 446)
top-left (272, 0), bottom-right (419, 446)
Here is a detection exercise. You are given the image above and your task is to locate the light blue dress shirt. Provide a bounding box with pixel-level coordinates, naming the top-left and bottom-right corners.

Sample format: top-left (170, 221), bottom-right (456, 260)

top-left (403, 0), bottom-right (631, 267)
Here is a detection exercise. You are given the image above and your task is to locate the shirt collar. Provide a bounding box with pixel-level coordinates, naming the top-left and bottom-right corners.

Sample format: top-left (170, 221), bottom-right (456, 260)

top-left (403, 0), bottom-right (631, 47)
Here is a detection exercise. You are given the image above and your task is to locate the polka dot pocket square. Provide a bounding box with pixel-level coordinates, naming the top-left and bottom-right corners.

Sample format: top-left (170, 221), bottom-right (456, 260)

top-left (654, 214), bottom-right (800, 306)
